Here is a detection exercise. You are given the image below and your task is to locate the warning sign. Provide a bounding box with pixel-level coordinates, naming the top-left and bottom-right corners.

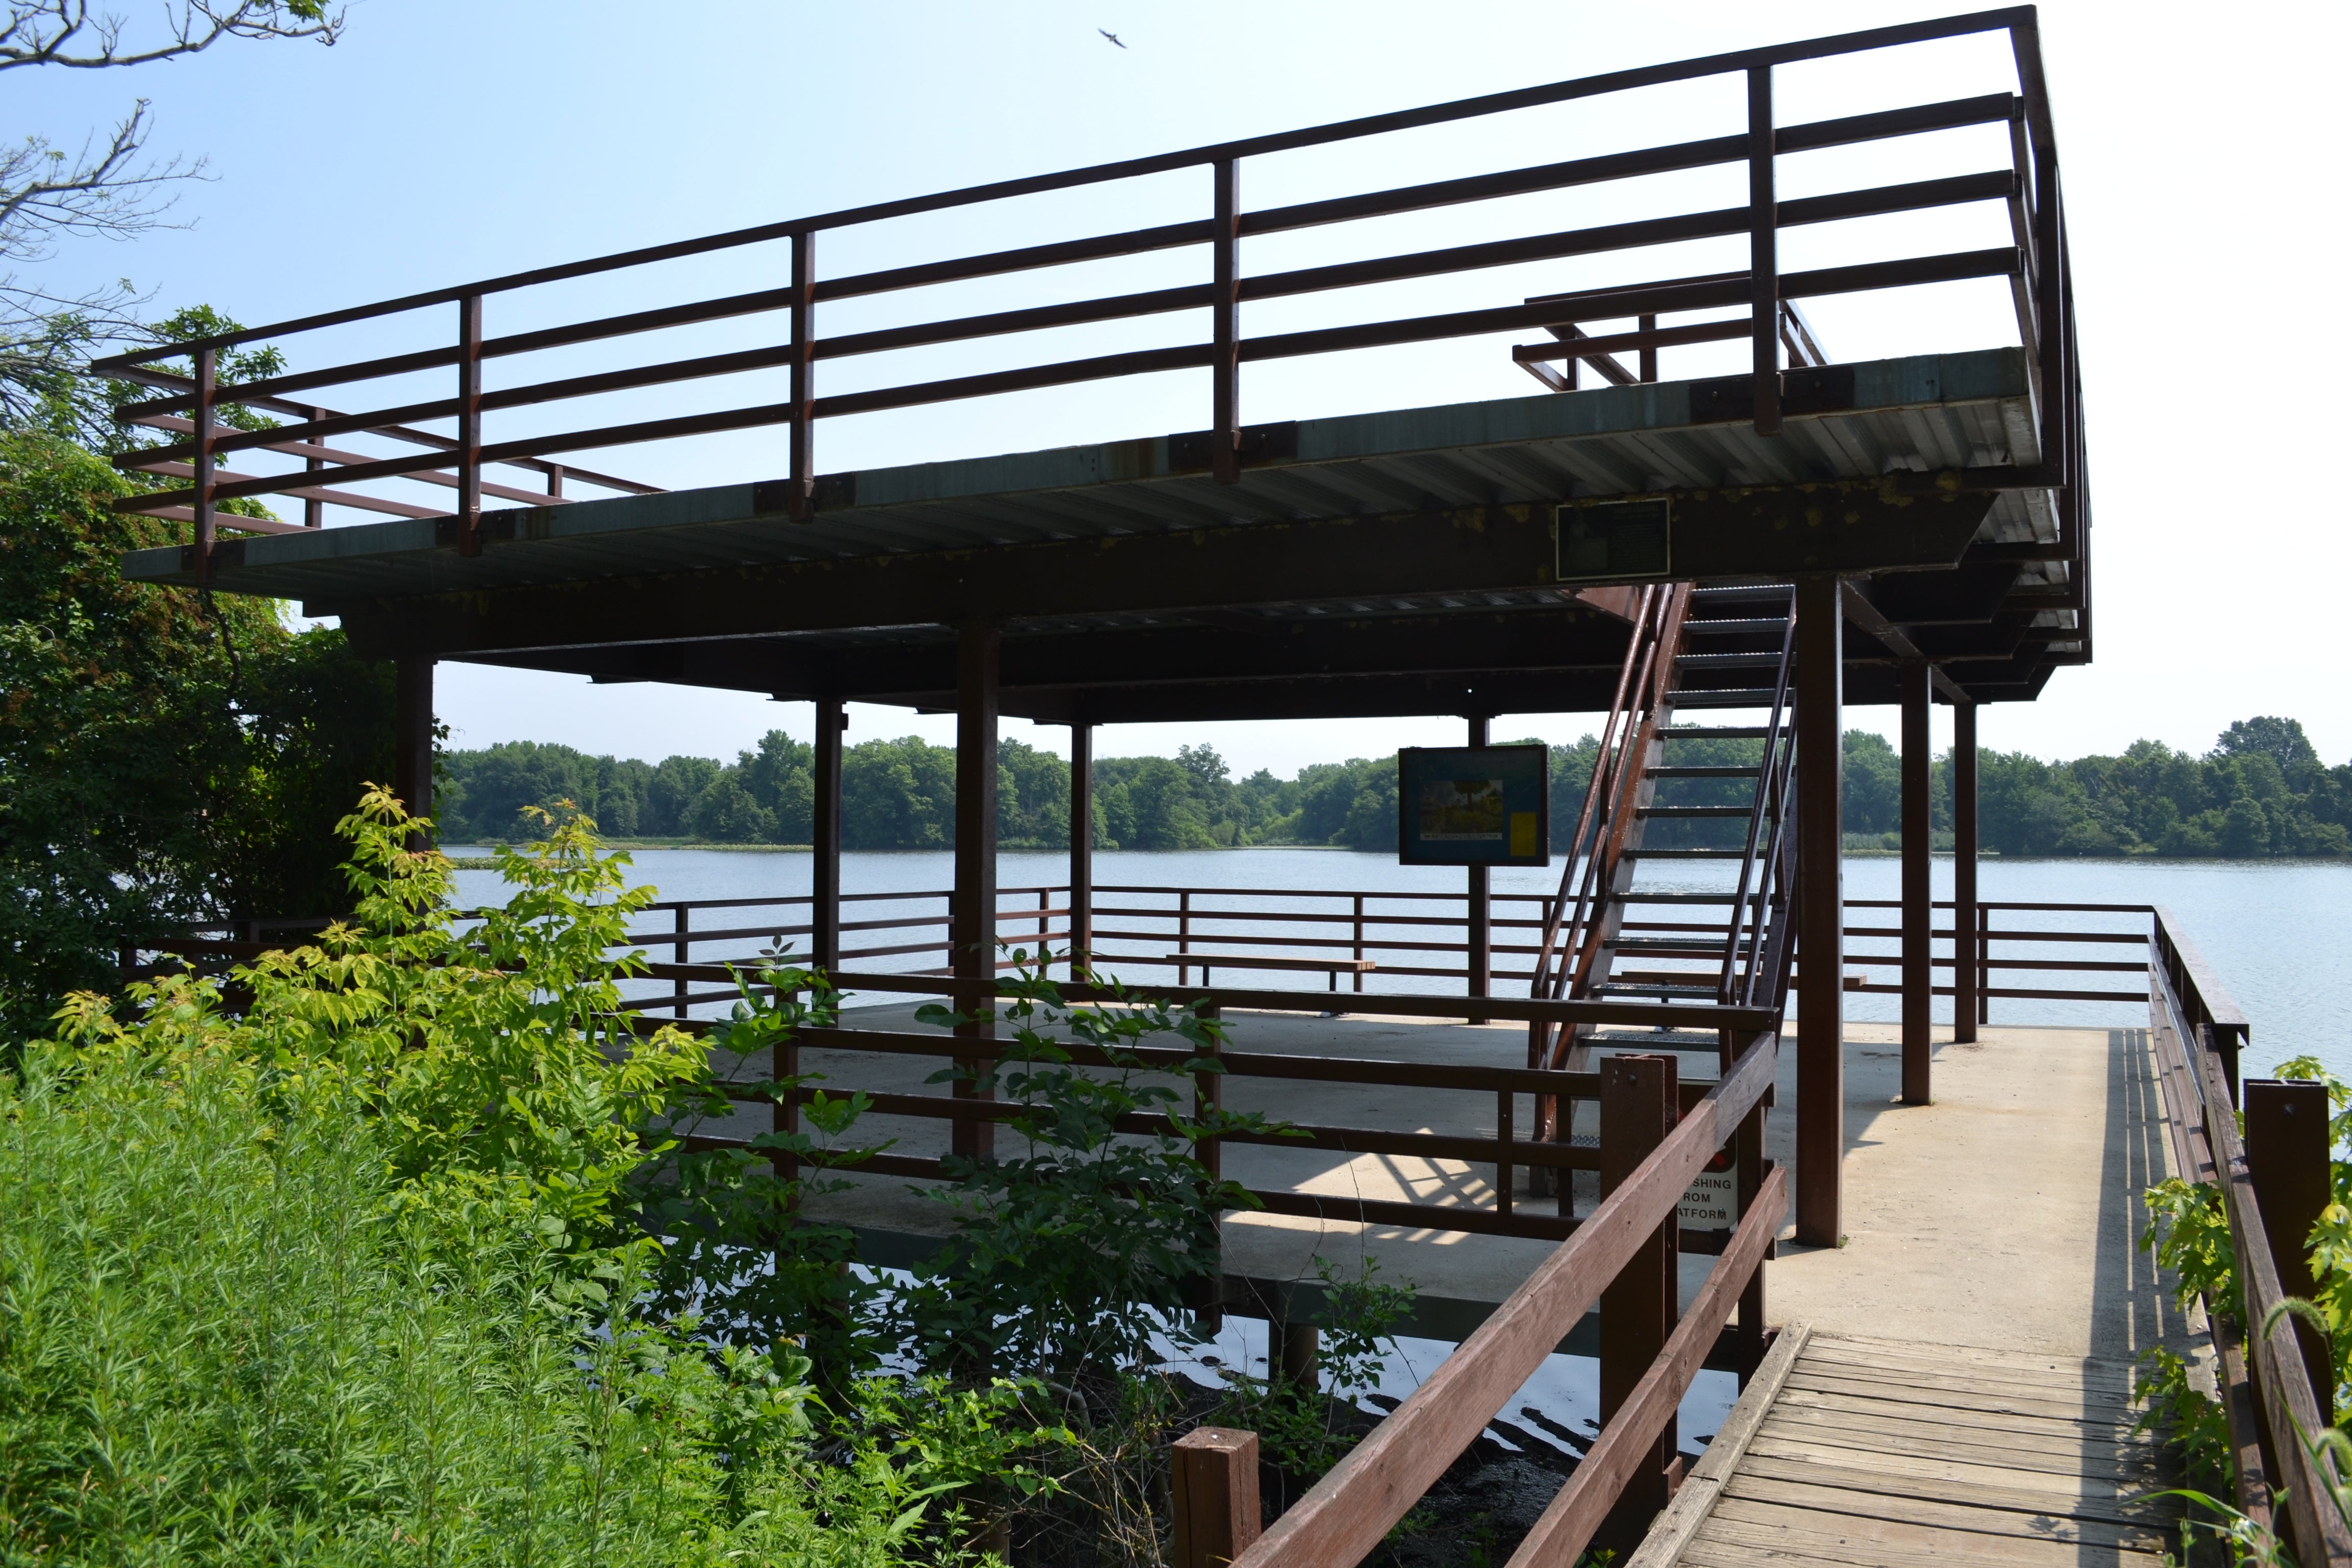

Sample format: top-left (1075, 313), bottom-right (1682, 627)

top-left (1679, 1154), bottom-right (1737, 1231)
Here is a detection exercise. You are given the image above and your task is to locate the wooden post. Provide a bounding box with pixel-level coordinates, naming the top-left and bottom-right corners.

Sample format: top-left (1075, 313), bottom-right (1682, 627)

top-left (393, 655), bottom-right (434, 845)
top-left (1468, 713), bottom-right (1491, 1023)
top-left (1280, 1324), bottom-right (1320, 1388)
top-left (1069, 722), bottom-right (1093, 979)
top-left (1173, 1427), bottom-right (1261, 1568)
top-left (2244, 1079), bottom-right (2334, 1423)
top-left (1734, 1030), bottom-right (1768, 1383)
top-left (1794, 573), bottom-right (1843, 1247)
top-left (1899, 662), bottom-right (1931, 1105)
top-left (952, 622), bottom-right (999, 1162)
top-left (1601, 1052), bottom-right (1678, 1533)
top-left (813, 697), bottom-right (845, 974)
top-left (1952, 700), bottom-right (1979, 1043)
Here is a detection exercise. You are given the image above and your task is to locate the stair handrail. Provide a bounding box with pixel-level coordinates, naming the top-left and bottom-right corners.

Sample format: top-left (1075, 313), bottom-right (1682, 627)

top-left (1717, 585), bottom-right (1798, 1003)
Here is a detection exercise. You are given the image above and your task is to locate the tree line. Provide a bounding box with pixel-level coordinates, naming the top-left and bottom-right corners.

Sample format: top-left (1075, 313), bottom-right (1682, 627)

top-left (438, 714), bottom-right (2352, 860)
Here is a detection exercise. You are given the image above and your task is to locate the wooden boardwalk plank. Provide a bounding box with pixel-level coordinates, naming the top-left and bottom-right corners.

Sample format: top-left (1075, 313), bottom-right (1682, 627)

top-left (1736, 1452), bottom-right (2168, 1527)
top-left (1685, 1515), bottom-right (2166, 1568)
top-left (1781, 1368), bottom-right (2142, 1425)
top-left (1802, 1336), bottom-right (2136, 1393)
top-left (1630, 1325), bottom-right (2184, 1567)
top-left (1795, 1346), bottom-right (2140, 1408)
top-left (1773, 1384), bottom-right (2139, 1441)
top-left (1756, 1407), bottom-right (2163, 1478)
top-left (1743, 1433), bottom-right (2159, 1500)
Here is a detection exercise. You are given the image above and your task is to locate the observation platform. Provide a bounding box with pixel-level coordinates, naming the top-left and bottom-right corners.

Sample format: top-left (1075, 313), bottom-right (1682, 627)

top-left (676, 1007), bottom-right (2192, 1365)
top-left (117, 347), bottom-right (2071, 716)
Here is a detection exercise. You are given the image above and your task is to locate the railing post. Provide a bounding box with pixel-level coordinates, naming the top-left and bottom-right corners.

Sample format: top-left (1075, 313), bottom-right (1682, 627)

top-left (191, 345), bottom-right (217, 582)
top-left (1210, 159), bottom-right (1242, 485)
top-left (1977, 903), bottom-right (1992, 1027)
top-left (673, 905), bottom-right (690, 1019)
top-left (2243, 1078), bottom-right (2334, 1425)
top-left (1196, 1000), bottom-right (1225, 1332)
top-left (544, 462), bottom-right (564, 501)
top-left (1180, 889), bottom-right (1193, 965)
top-left (1746, 65), bottom-right (1781, 438)
top-left (1353, 893), bottom-right (1365, 993)
top-left (456, 293), bottom-right (483, 557)
top-left (1637, 313), bottom-right (1659, 383)
top-left (1735, 1068), bottom-right (1769, 1384)
top-left (1173, 1427), bottom-right (1260, 1568)
top-left (789, 229), bottom-right (817, 521)
top-left (1952, 700), bottom-right (1979, 1042)
top-left (303, 404), bottom-right (325, 528)
top-left (1601, 1052), bottom-right (1678, 1537)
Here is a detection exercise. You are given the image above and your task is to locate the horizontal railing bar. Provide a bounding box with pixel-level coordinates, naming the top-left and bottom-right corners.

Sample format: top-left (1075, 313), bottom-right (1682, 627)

top-left (93, 14), bottom-right (2033, 366)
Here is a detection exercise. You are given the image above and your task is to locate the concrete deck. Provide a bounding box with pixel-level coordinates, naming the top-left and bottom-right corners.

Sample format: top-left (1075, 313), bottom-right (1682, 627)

top-left (673, 1004), bottom-right (2194, 1360)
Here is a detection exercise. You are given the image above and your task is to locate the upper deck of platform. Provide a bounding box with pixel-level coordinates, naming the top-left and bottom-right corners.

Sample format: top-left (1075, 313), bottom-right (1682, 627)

top-left (95, 7), bottom-right (2088, 717)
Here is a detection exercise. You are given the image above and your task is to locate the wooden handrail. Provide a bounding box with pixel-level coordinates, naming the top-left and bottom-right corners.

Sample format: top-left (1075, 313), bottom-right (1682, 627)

top-left (2147, 909), bottom-right (2350, 1564)
top-left (1226, 1032), bottom-right (1776, 1568)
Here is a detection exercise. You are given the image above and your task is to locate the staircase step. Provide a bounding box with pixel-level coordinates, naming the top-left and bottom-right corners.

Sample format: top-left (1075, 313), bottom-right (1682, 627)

top-left (1592, 982), bottom-right (1722, 999)
top-left (1648, 765), bottom-right (1761, 778)
top-left (1611, 936), bottom-right (1758, 952)
top-left (1663, 726), bottom-right (1776, 739)
top-left (1690, 584), bottom-right (1794, 602)
top-left (1621, 891), bottom-right (1745, 904)
top-left (1638, 805), bottom-right (1754, 818)
top-left (1581, 1029), bottom-right (1729, 1046)
top-left (1671, 689), bottom-right (1779, 708)
top-left (1624, 847), bottom-right (1749, 859)
top-left (1683, 618), bottom-right (1792, 636)
top-left (1676, 652), bottom-right (1784, 668)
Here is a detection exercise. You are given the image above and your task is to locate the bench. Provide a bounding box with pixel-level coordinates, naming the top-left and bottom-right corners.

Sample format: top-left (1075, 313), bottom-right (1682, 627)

top-left (1166, 953), bottom-right (1377, 991)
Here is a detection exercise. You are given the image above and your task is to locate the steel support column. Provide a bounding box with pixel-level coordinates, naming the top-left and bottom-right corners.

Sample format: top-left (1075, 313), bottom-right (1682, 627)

top-left (1795, 574), bottom-right (1844, 1246)
top-left (393, 655), bottom-right (434, 844)
top-left (1069, 722), bottom-right (1093, 980)
top-left (952, 623), bottom-right (1000, 1161)
top-left (1900, 661), bottom-right (1932, 1105)
top-left (1952, 700), bottom-right (1979, 1042)
top-left (813, 697), bottom-right (845, 973)
top-left (1467, 713), bottom-right (1491, 1023)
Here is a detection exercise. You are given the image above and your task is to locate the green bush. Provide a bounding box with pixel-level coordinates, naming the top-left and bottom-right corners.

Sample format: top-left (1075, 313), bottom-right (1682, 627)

top-left (0, 791), bottom-right (1034, 1567)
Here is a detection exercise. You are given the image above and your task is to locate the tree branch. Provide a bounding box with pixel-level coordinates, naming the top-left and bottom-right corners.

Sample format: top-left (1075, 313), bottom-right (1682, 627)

top-left (0, 1), bottom-right (340, 72)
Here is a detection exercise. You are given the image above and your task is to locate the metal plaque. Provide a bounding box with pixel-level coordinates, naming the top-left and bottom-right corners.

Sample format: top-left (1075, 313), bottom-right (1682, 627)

top-left (1555, 498), bottom-right (1672, 582)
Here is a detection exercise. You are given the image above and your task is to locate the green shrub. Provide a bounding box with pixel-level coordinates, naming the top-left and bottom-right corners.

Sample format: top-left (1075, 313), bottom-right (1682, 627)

top-left (0, 791), bottom-right (1031, 1567)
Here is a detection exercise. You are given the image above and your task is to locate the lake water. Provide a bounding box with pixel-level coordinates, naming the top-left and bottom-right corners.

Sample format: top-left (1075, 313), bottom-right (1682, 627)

top-left (447, 845), bottom-right (2352, 1457)
top-left (451, 847), bottom-right (2352, 1086)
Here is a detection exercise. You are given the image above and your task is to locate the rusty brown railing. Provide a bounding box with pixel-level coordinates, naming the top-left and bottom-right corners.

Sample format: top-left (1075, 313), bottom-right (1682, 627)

top-left (92, 7), bottom-right (2075, 587)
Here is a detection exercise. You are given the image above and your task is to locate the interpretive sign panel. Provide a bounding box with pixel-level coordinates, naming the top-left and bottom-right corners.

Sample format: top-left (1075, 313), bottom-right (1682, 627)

top-left (1395, 745), bottom-right (1549, 867)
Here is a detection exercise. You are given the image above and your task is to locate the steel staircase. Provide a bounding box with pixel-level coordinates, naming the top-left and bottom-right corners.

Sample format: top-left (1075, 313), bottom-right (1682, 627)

top-left (1524, 580), bottom-right (1803, 1171)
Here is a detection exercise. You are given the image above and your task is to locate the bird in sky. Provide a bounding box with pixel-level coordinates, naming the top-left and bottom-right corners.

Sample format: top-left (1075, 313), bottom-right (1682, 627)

top-left (1098, 28), bottom-right (1126, 47)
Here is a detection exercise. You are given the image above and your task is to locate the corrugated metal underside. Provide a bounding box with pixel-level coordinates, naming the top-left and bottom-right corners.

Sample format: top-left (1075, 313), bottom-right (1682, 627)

top-left (120, 346), bottom-right (2054, 605)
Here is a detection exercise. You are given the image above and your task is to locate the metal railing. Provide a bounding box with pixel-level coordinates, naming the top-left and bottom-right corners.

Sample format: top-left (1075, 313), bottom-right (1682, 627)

top-left (91, 6), bottom-right (2075, 588)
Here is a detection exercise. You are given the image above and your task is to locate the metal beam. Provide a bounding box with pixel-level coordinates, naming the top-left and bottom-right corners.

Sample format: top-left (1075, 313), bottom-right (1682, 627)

top-left (952, 623), bottom-right (999, 1161)
top-left (1899, 660), bottom-right (1931, 1106)
top-left (813, 697), bottom-right (845, 972)
top-left (335, 488), bottom-right (1996, 661)
top-left (1794, 574), bottom-right (1843, 1247)
top-left (394, 655), bottom-right (434, 846)
top-left (1952, 700), bottom-right (1979, 1043)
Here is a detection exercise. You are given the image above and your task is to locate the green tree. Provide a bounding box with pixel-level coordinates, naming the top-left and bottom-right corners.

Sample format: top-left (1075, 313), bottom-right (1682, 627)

top-left (0, 428), bottom-right (390, 1040)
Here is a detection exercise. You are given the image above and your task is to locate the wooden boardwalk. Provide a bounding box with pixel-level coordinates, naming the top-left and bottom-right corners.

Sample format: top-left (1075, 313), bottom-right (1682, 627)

top-left (1632, 1325), bottom-right (2186, 1567)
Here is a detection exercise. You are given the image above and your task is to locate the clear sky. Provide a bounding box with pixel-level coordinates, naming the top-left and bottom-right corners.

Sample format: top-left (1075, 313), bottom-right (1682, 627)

top-left (22, 0), bottom-right (2347, 775)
